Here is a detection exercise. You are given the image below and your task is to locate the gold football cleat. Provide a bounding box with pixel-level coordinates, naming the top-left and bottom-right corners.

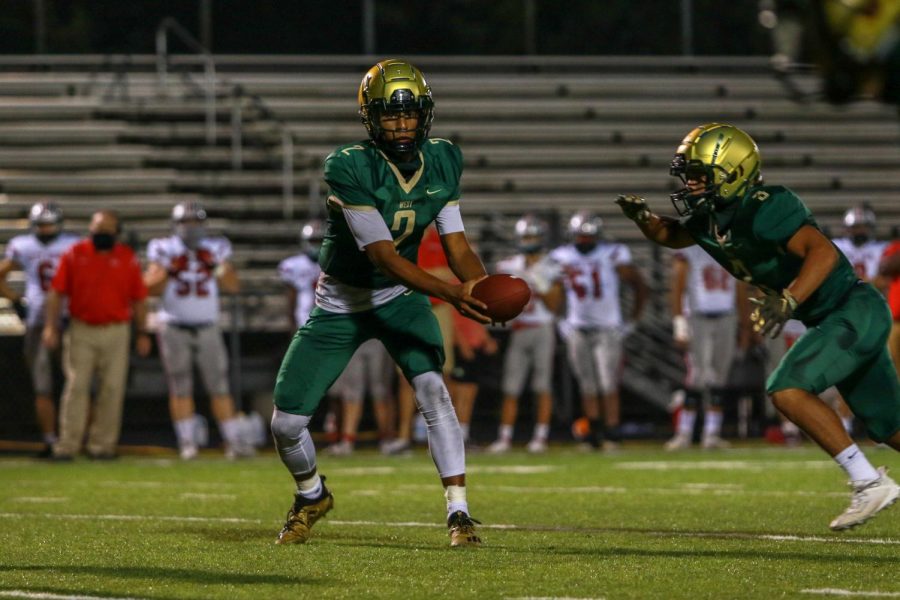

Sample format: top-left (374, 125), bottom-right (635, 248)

top-left (447, 510), bottom-right (482, 547)
top-left (275, 487), bottom-right (334, 545)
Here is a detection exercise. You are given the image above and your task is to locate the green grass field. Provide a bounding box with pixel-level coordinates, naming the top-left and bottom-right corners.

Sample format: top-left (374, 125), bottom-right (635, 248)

top-left (1, 444), bottom-right (899, 600)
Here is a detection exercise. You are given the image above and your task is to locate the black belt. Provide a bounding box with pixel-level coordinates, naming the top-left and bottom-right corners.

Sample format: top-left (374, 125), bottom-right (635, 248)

top-left (170, 322), bottom-right (215, 333)
top-left (697, 312), bottom-right (730, 319)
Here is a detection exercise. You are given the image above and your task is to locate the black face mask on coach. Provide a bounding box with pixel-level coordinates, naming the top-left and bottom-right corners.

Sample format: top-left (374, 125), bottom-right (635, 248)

top-left (92, 232), bottom-right (116, 251)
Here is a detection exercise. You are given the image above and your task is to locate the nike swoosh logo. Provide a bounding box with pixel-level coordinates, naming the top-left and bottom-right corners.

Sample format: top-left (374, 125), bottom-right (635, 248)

top-left (426, 188), bottom-right (443, 195)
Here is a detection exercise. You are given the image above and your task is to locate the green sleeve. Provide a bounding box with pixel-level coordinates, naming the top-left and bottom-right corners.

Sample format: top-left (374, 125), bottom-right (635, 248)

top-left (752, 186), bottom-right (811, 245)
top-left (323, 146), bottom-right (376, 209)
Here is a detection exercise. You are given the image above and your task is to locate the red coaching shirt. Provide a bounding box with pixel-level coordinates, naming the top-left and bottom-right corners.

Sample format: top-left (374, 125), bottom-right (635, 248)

top-left (418, 225), bottom-right (453, 306)
top-left (51, 239), bottom-right (147, 324)
top-left (884, 241), bottom-right (900, 320)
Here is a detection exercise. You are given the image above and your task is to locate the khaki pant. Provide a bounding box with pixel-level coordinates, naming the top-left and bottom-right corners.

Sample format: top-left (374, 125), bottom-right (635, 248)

top-left (54, 320), bottom-right (130, 457)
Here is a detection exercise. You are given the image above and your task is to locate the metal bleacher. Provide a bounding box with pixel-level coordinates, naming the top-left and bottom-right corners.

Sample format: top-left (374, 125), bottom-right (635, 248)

top-left (0, 53), bottom-right (898, 407)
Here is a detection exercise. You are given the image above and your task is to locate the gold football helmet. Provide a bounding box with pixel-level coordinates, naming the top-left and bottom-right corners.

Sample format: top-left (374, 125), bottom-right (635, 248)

top-left (670, 123), bottom-right (761, 218)
top-left (358, 59), bottom-right (434, 155)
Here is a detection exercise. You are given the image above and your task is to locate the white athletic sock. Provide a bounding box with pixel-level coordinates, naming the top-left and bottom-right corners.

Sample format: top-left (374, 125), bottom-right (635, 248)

top-left (297, 473), bottom-right (323, 500)
top-left (174, 417), bottom-right (196, 447)
top-left (445, 484), bottom-right (469, 517)
top-left (834, 443), bottom-right (879, 484)
top-left (219, 417), bottom-right (242, 446)
top-left (532, 423), bottom-right (549, 441)
top-left (677, 409), bottom-right (696, 437)
top-left (460, 422), bottom-right (470, 442)
top-left (703, 411), bottom-right (723, 439)
top-left (498, 424), bottom-right (514, 442)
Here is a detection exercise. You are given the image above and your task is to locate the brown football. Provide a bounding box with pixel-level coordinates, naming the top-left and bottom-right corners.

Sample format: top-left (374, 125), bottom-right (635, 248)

top-left (471, 274), bottom-right (532, 324)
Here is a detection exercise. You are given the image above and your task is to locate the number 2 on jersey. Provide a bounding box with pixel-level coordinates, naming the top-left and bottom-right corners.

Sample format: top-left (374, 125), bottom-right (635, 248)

top-left (391, 210), bottom-right (416, 246)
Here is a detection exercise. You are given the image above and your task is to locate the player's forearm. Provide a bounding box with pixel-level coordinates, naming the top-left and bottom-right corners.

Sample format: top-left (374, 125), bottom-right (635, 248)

top-left (0, 261), bottom-right (21, 301)
top-left (132, 299), bottom-right (148, 332)
top-left (44, 291), bottom-right (61, 328)
top-left (788, 242), bottom-right (838, 304)
top-left (143, 265), bottom-right (169, 296)
top-left (637, 214), bottom-right (693, 249)
top-left (373, 252), bottom-right (455, 301)
top-left (446, 245), bottom-right (487, 283)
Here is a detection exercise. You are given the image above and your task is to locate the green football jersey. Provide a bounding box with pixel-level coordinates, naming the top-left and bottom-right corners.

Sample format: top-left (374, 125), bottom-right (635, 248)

top-left (318, 138), bottom-right (463, 289)
top-left (682, 184), bottom-right (858, 324)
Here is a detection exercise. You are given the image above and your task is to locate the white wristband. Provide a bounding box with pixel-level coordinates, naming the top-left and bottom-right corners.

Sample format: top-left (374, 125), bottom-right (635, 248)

top-left (673, 314), bottom-right (689, 342)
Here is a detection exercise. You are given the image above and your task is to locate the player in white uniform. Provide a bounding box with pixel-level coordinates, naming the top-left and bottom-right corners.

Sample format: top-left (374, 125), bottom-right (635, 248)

top-left (550, 211), bottom-right (647, 450)
top-left (144, 201), bottom-right (251, 460)
top-left (833, 205), bottom-right (888, 285)
top-left (278, 220), bottom-right (324, 331)
top-left (828, 204), bottom-right (888, 435)
top-left (666, 244), bottom-right (747, 450)
top-left (0, 202), bottom-right (79, 457)
top-left (487, 215), bottom-right (563, 454)
top-left (280, 220), bottom-right (396, 456)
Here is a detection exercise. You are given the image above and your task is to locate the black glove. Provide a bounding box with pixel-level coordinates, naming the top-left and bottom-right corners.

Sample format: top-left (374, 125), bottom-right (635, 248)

top-left (615, 194), bottom-right (651, 224)
top-left (12, 298), bottom-right (27, 321)
top-left (749, 290), bottom-right (798, 338)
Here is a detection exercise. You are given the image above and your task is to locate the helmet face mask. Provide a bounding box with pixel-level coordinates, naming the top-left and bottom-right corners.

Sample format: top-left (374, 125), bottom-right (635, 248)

top-left (515, 214), bottom-right (547, 254)
top-left (172, 202), bottom-right (207, 250)
top-left (29, 201), bottom-right (63, 244)
top-left (568, 211), bottom-right (602, 254)
top-left (842, 206), bottom-right (876, 246)
top-left (669, 123), bottom-right (761, 219)
top-left (359, 60), bottom-right (434, 157)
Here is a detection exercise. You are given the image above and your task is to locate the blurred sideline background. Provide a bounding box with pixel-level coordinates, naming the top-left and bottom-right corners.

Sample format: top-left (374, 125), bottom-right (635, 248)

top-left (0, 0), bottom-right (898, 448)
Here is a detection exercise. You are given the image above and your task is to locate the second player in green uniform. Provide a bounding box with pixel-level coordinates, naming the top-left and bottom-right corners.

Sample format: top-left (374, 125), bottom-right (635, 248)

top-left (617, 122), bottom-right (900, 531)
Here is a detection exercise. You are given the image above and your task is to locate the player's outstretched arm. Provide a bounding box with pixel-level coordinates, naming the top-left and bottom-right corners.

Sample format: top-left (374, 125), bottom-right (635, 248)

top-left (615, 194), bottom-right (695, 249)
top-left (364, 239), bottom-right (490, 323)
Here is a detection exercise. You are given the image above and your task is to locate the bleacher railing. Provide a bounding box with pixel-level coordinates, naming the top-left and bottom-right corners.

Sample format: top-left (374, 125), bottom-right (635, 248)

top-left (155, 18), bottom-right (217, 146)
top-left (154, 17), bottom-right (300, 218)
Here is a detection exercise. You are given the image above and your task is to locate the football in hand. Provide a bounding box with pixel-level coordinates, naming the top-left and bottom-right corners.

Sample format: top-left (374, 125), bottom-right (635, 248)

top-left (471, 274), bottom-right (532, 324)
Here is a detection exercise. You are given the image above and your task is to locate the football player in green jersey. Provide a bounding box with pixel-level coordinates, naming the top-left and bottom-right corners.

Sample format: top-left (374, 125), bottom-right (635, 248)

top-left (616, 123), bottom-right (900, 531)
top-left (271, 59), bottom-right (490, 547)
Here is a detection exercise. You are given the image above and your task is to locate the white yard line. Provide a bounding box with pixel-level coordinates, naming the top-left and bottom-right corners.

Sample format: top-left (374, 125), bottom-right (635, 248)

top-left (0, 591), bottom-right (146, 600)
top-left (507, 597), bottom-right (606, 600)
top-left (801, 589), bottom-right (900, 597)
top-left (10, 497), bottom-right (68, 503)
top-left (0, 512), bottom-right (260, 524)
top-left (178, 493), bottom-right (237, 501)
top-left (615, 460), bottom-right (835, 471)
